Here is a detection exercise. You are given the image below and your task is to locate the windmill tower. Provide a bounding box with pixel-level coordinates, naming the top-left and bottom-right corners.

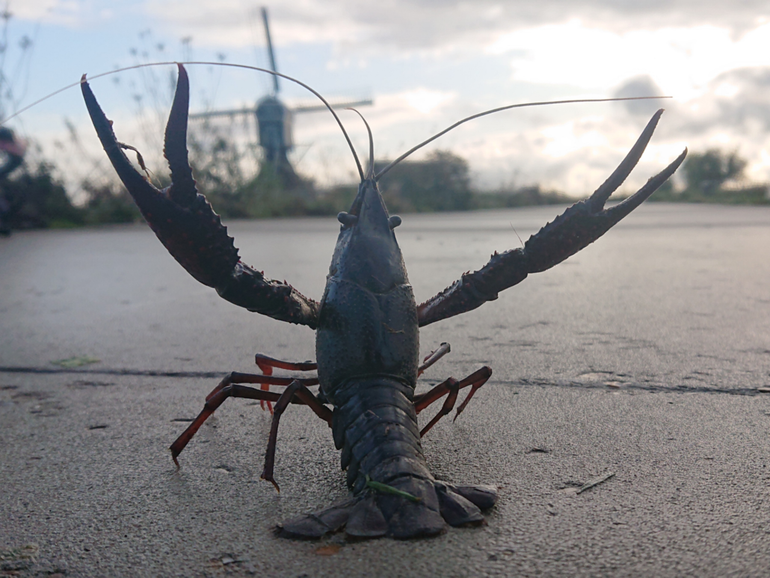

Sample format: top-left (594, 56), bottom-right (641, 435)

top-left (190, 8), bottom-right (372, 191)
top-left (254, 7), bottom-right (297, 188)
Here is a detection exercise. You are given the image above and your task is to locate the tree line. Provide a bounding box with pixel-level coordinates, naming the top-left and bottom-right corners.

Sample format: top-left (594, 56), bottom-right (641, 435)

top-left (1, 144), bottom-right (766, 231)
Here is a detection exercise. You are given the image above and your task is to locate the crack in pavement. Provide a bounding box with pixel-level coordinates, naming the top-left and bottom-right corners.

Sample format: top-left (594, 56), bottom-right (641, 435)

top-left (0, 366), bottom-right (226, 379)
top-left (502, 377), bottom-right (766, 397)
top-left (1, 366), bottom-right (766, 397)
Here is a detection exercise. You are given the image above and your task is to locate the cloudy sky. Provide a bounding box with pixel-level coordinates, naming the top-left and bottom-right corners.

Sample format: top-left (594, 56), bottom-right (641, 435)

top-left (7, 0), bottom-right (770, 196)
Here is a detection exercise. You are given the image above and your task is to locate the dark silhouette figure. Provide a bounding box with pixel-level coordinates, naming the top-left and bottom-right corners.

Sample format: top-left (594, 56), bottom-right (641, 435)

top-left (0, 127), bottom-right (26, 235)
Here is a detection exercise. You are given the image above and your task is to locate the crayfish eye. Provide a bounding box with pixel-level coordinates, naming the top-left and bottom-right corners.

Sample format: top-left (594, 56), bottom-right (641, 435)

top-left (337, 212), bottom-right (358, 228)
top-left (389, 215), bottom-right (402, 229)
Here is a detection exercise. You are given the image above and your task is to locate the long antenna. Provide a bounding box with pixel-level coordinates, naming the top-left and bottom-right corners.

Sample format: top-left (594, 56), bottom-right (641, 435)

top-left (348, 108), bottom-right (375, 179)
top-left (6, 62), bottom-right (674, 185)
top-left (375, 95), bottom-right (672, 181)
top-left (60, 61), bottom-right (364, 181)
top-left (261, 7), bottom-right (280, 95)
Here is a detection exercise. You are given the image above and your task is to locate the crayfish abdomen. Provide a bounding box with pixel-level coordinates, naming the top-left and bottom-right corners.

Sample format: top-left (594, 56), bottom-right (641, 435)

top-left (280, 375), bottom-right (495, 539)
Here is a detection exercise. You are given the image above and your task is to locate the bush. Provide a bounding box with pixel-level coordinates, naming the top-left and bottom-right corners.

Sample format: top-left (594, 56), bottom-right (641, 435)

top-left (681, 149), bottom-right (746, 195)
top-left (3, 162), bottom-right (83, 229)
top-left (81, 182), bottom-right (141, 225)
top-left (376, 150), bottom-right (472, 213)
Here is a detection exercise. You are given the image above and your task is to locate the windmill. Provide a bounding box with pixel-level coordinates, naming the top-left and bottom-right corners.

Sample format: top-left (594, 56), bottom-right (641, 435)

top-left (190, 8), bottom-right (373, 191)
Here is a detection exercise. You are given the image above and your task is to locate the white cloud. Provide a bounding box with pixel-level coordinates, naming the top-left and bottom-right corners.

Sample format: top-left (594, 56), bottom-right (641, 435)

top-left (13, 0), bottom-right (770, 196)
top-left (13, 0), bottom-right (60, 21)
top-left (488, 21), bottom-right (770, 101)
top-left (540, 119), bottom-right (609, 159)
top-left (136, 0), bottom-right (770, 54)
top-left (401, 88), bottom-right (454, 114)
top-left (15, 0), bottom-right (116, 27)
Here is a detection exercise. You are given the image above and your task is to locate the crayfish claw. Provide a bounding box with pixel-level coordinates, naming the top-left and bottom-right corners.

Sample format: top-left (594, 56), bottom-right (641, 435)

top-left (603, 147), bottom-right (688, 223)
top-left (83, 64), bottom-right (321, 328)
top-left (523, 110), bottom-right (687, 274)
top-left (163, 63), bottom-right (198, 207)
top-left (81, 75), bottom-right (163, 208)
top-left (416, 110), bottom-right (685, 327)
top-left (587, 108), bottom-right (665, 212)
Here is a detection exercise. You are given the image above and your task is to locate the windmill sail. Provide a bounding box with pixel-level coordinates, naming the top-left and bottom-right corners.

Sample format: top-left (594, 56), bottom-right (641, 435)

top-left (188, 7), bottom-right (373, 192)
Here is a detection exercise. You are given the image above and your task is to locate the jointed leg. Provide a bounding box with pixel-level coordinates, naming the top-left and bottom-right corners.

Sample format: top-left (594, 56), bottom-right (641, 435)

top-left (255, 353), bottom-right (318, 373)
top-left (254, 354), bottom-right (319, 413)
top-left (418, 378), bottom-right (459, 437)
top-left (418, 342), bottom-right (451, 376)
top-left (261, 380), bottom-right (332, 491)
top-left (171, 371), bottom-right (319, 465)
top-left (414, 366), bottom-right (492, 437)
top-left (204, 371), bottom-right (317, 403)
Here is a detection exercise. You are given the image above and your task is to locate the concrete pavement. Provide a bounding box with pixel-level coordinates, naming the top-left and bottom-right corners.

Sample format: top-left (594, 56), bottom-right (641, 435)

top-left (2, 204), bottom-right (770, 577)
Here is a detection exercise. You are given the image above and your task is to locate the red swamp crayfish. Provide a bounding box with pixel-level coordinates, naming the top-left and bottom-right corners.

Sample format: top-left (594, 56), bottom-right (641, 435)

top-left (80, 63), bottom-right (686, 539)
